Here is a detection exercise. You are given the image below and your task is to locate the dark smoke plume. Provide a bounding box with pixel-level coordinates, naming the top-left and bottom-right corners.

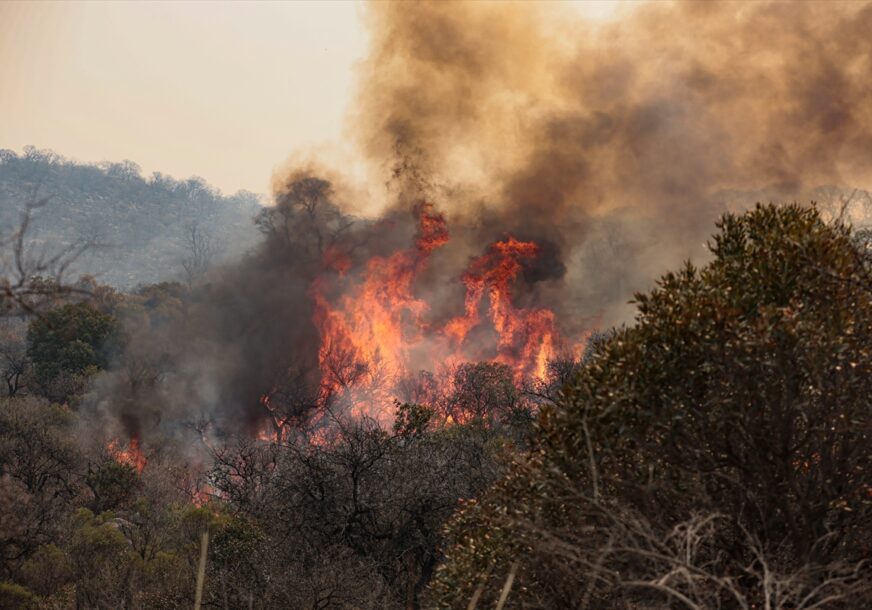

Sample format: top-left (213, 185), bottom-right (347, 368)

top-left (89, 0), bottom-right (872, 448)
top-left (356, 0), bottom-right (872, 319)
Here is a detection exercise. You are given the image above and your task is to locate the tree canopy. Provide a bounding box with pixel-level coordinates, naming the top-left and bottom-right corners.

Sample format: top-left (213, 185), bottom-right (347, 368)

top-left (428, 204), bottom-right (872, 609)
top-left (27, 303), bottom-right (120, 403)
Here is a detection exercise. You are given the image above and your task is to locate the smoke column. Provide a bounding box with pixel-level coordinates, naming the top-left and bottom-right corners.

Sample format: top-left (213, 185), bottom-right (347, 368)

top-left (91, 0), bottom-right (872, 446)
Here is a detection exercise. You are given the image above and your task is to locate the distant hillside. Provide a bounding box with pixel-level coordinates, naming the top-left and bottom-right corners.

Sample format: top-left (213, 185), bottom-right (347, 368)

top-left (0, 147), bottom-right (263, 287)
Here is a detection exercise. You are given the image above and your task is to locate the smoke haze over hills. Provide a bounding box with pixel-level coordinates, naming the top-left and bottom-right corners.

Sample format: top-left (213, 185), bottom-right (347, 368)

top-left (0, 148), bottom-right (262, 287)
top-left (80, 0), bottom-right (872, 446)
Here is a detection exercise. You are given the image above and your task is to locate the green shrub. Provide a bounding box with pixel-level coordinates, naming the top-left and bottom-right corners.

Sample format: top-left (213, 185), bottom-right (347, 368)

top-left (428, 204), bottom-right (872, 609)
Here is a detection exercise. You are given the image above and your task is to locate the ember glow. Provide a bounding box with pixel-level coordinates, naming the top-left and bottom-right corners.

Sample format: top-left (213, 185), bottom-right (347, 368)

top-left (191, 484), bottom-right (214, 508)
top-left (309, 203), bottom-right (573, 422)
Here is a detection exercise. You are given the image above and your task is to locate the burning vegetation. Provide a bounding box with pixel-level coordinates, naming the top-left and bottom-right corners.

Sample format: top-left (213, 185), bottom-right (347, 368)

top-left (81, 0), bottom-right (872, 450)
top-left (4, 0), bottom-right (872, 608)
top-left (310, 201), bottom-right (574, 423)
top-left (105, 437), bottom-right (147, 474)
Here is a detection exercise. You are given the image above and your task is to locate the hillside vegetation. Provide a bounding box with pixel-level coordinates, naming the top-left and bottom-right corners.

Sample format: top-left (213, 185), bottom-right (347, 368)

top-left (0, 147), bottom-right (262, 288)
top-left (0, 204), bottom-right (870, 609)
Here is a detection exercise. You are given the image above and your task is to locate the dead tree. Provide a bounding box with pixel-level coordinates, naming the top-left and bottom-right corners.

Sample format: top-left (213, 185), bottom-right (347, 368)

top-left (181, 222), bottom-right (216, 287)
top-left (0, 191), bottom-right (94, 315)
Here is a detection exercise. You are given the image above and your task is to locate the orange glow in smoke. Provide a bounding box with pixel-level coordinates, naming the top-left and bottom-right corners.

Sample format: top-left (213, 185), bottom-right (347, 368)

top-left (192, 484), bottom-right (214, 507)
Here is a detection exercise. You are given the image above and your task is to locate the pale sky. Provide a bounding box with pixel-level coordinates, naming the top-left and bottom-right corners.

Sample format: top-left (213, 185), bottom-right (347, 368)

top-left (0, 1), bottom-right (624, 196)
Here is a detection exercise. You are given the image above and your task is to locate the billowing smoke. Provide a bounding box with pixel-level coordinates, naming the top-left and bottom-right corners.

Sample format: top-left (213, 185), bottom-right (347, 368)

top-left (357, 0), bottom-right (872, 317)
top-left (89, 0), bottom-right (872, 448)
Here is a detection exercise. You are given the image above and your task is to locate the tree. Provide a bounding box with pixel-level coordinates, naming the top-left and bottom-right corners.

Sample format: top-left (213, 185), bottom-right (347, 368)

top-left (255, 175), bottom-right (356, 271)
top-left (0, 320), bottom-right (29, 397)
top-left (0, 397), bottom-right (84, 580)
top-left (441, 362), bottom-right (520, 424)
top-left (85, 459), bottom-right (140, 514)
top-left (180, 223), bottom-right (215, 287)
top-left (0, 195), bottom-right (94, 315)
top-left (205, 407), bottom-right (510, 609)
top-left (27, 302), bottom-right (120, 403)
top-left (67, 509), bottom-right (138, 609)
top-left (434, 362), bottom-right (535, 443)
top-left (428, 204), bottom-right (872, 609)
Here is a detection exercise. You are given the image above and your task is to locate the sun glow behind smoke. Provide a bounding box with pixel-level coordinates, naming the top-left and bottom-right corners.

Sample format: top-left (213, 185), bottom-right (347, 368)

top-left (568, 0), bottom-right (631, 22)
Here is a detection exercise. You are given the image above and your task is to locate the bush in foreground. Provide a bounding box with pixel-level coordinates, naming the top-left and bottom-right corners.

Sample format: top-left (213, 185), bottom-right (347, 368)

top-left (428, 204), bottom-right (872, 609)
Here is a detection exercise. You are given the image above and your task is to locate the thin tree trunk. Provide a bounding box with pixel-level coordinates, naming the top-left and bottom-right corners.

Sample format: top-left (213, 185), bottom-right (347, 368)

top-left (494, 562), bottom-right (518, 610)
top-left (194, 531), bottom-right (209, 610)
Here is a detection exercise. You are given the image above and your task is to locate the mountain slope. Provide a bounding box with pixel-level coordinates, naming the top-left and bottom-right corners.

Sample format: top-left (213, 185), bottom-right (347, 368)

top-left (0, 147), bottom-right (263, 287)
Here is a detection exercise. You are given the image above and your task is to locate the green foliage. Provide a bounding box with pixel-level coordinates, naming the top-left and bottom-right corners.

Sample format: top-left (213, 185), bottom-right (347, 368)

top-left (207, 515), bottom-right (269, 608)
top-left (0, 581), bottom-right (36, 610)
top-left (137, 550), bottom-right (191, 609)
top-left (21, 545), bottom-right (71, 597)
top-left (393, 401), bottom-right (434, 438)
top-left (0, 396), bottom-right (207, 608)
top-left (133, 281), bottom-right (188, 327)
top-left (85, 460), bottom-right (140, 513)
top-left (210, 515), bottom-right (266, 569)
top-left (27, 302), bottom-right (120, 402)
top-left (429, 204), bottom-right (872, 608)
top-left (68, 509), bottom-right (138, 609)
top-left (0, 397), bottom-right (83, 577)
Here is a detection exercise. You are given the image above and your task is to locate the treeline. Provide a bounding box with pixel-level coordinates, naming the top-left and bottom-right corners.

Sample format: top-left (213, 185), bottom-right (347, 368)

top-left (0, 147), bottom-right (262, 287)
top-left (0, 275), bottom-right (550, 609)
top-left (0, 372), bottom-right (530, 609)
top-left (2, 204), bottom-right (872, 609)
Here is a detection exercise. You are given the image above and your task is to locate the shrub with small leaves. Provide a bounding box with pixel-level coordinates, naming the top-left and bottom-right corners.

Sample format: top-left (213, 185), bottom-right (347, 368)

top-left (428, 204), bottom-right (872, 609)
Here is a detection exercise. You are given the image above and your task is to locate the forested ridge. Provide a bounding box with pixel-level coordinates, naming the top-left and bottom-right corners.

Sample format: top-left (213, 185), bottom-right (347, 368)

top-left (0, 147), bottom-right (262, 288)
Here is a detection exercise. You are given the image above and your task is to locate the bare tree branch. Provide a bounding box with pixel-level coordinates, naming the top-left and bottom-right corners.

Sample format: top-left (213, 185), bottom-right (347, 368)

top-left (0, 191), bottom-right (95, 315)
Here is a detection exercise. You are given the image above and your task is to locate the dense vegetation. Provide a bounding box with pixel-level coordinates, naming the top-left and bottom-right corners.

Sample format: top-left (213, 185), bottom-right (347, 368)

top-left (0, 147), bottom-right (261, 288)
top-left (1, 203), bottom-right (871, 609)
top-left (0, 279), bottom-right (539, 608)
top-left (428, 204), bottom-right (872, 608)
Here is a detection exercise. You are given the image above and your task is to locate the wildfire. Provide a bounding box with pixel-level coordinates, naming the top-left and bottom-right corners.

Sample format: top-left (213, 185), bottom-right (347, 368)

top-left (307, 203), bottom-right (570, 421)
top-left (192, 484), bottom-right (214, 507)
top-left (107, 437), bottom-right (147, 473)
top-left (311, 204), bottom-right (450, 415)
top-left (445, 237), bottom-right (558, 380)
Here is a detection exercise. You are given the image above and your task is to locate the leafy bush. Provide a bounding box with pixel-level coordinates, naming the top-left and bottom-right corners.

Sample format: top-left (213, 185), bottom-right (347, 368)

top-left (428, 204), bottom-right (872, 609)
top-left (27, 302), bottom-right (120, 403)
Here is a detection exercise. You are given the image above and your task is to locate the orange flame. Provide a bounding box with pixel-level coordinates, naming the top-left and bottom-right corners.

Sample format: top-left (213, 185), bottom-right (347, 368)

top-left (311, 204), bottom-right (449, 417)
top-left (192, 484), bottom-right (214, 507)
top-left (107, 437), bottom-right (147, 473)
top-left (445, 236), bottom-right (558, 380)
top-left (309, 203), bottom-right (574, 421)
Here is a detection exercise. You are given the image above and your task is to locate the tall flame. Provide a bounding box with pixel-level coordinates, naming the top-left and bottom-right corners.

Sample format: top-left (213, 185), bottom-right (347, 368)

top-left (107, 437), bottom-right (147, 473)
top-left (446, 237), bottom-right (557, 380)
top-left (311, 204), bottom-right (449, 415)
top-left (309, 203), bottom-right (570, 421)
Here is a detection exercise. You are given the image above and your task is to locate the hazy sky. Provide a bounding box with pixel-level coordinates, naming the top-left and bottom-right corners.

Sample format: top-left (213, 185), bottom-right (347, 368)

top-left (0, 1), bottom-right (623, 196)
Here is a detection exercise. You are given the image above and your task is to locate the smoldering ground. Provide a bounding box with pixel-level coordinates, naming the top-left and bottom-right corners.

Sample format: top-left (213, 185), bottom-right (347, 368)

top-left (87, 0), bottom-right (872, 450)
